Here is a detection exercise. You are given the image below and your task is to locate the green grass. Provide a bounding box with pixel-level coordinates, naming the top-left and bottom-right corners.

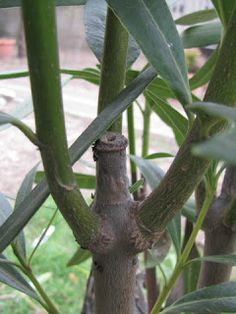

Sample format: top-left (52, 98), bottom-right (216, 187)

top-left (0, 197), bottom-right (91, 314)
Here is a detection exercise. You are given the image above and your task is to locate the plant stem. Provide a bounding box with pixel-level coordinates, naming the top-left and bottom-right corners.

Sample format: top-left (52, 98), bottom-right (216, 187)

top-left (151, 191), bottom-right (214, 314)
top-left (127, 105), bottom-right (138, 198)
top-left (28, 209), bottom-right (58, 265)
top-left (21, 0), bottom-right (99, 245)
top-left (13, 249), bottom-right (59, 314)
top-left (142, 100), bottom-right (151, 158)
top-left (98, 7), bottom-right (129, 132)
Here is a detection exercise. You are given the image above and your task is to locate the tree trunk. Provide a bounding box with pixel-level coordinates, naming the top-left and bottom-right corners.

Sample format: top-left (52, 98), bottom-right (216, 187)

top-left (198, 167), bottom-right (236, 289)
top-left (90, 132), bottom-right (146, 314)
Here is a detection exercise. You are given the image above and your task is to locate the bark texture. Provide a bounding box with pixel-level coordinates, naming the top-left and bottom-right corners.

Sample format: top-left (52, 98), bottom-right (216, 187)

top-left (198, 166), bottom-right (236, 288)
top-left (90, 133), bottom-right (150, 314)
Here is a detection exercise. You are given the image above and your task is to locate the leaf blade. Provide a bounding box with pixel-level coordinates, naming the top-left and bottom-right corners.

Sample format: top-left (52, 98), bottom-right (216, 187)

top-left (0, 254), bottom-right (39, 301)
top-left (162, 282), bottom-right (236, 313)
top-left (106, 0), bottom-right (191, 105)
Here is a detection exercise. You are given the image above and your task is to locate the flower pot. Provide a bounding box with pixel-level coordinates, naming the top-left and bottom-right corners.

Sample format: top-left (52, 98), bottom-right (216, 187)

top-left (0, 38), bottom-right (16, 58)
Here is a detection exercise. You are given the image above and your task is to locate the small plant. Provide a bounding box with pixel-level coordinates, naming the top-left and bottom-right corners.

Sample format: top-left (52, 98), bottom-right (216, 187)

top-left (1, 1), bottom-right (236, 313)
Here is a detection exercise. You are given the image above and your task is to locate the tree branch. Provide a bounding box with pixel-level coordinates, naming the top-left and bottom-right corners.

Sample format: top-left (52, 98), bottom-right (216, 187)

top-left (21, 0), bottom-right (99, 245)
top-left (97, 7), bottom-right (129, 132)
top-left (137, 3), bottom-right (236, 239)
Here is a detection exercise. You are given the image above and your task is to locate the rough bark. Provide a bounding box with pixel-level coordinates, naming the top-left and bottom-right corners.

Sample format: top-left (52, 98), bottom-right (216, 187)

top-left (198, 167), bottom-right (236, 288)
top-left (89, 133), bottom-right (150, 314)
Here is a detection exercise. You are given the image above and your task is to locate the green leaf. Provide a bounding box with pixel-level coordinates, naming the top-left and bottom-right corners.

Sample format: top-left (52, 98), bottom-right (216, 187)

top-left (130, 156), bottom-right (165, 190)
top-left (190, 48), bottom-right (219, 90)
top-left (67, 248), bottom-right (91, 267)
top-left (0, 192), bottom-right (12, 226)
top-left (175, 9), bottom-right (218, 26)
top-left (183, 243), bottom-right (201, 293)
top-left (35, 171), bottom-right (96, 190)
top-left (147, 77), bottom-right (176, 100)
top-left (167, 213), bottom-right (181, 258)
top-left (129, 178), bottom-right (145, 194)
top-left (0, 70), bottom-right (29, 80)
top-left (189, 101), bottom-right (236, 121)
top-left (61, 68), bottom-right (100, 85)
top-left (0, 0), bottom-right (87, 8)
top-left (0, 111), bottom-right (22, 127)
top-left (188, 254), bottom-right (236, 266)
top-left (146, 91), bottom-right (188, 146)
top-left (193, 127), bottom-right (236, 164)
top-left (189, 102), bottom-right (236, 164)
top-left (15, 164), bottom-right (39, 210)
top-left (182, 21), bottom-right (222, 49)
top-left (84, 0), bottom-right (140, 68)
top-left (162, 282), bottom-right (236, 313)
top-left (144, 152), bottom-right (174, 159)
top-left (211, 0), bottom-right (236, 28)
top-left (0, 67), bottom-right (157, 253)
top-left (13, 164), bottom-right (39, 259)
top-left (0, 254), bottom-right (39, 301)
top-left (106, 0), bottom-right (191, 105)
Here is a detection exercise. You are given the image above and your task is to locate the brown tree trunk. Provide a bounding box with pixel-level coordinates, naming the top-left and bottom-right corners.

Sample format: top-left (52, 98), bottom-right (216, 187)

top-left (198, 167), bottom-right (236, 290)
top-left (89, 133), bottom-right (149, 314)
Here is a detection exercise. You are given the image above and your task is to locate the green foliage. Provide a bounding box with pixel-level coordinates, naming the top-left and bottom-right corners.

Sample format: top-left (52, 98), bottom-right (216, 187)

top-left (0, 255), bottom-right (39, 301)
top-left (190, 102), bottom-right (236, 164)
top-left (106, 0), bottom-right (191, 105)
top-left (211, 0), bottom-right (236, 28)
top-left (162, 282), bottom-right (236, 313)
top-left (175, 9), bottom-right (218, 25)
top-left (84, 0), bottom-right (140, 68)
top-left (182, 21), bottom-right (222, 48)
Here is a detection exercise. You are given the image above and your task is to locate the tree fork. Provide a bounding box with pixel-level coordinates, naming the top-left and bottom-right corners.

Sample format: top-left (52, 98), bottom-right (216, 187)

top-left (90, 133), bottom-right (149, 314)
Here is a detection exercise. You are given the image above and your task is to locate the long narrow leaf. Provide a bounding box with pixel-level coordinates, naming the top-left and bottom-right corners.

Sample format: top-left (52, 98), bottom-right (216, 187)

top-left (85, 0), bottom-right (140, 68)
top-left (67, 248), bottom-right (91, 267)
top-left (190, 48), bottom-right (219, 90)
top-left (0, 254), bottom-right (39, 301)
top-left (0, 192), bottom-right (12, 226)
top-left (182, 21), bottom-right (221, 49)
top-left (162, 282), bottom-right (236, 313)
top-left (106, 0), bottom-right (191, 105)
top-left (187, 254), bottom-right (236, 266)
top-left (146, 90), bottom-right (188, 146)
top-left (0, 67), bottom-right (157, 253)
top-left (175, 9), bottom-right (218, 26)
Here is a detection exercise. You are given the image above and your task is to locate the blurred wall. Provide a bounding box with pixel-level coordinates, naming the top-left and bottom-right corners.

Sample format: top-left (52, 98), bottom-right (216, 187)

top-left (0, 6), bottom-right (87, 50)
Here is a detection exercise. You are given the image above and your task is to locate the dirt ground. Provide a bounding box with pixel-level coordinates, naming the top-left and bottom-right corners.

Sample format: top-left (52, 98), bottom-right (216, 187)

top-left (0, 48), bottom-right (177, 198)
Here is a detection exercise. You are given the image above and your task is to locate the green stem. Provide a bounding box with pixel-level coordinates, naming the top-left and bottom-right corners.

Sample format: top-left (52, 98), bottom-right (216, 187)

top-left (142, 100), bottom-right (151, 158)
top-left (11, 120), bottom-right (40, 146)
top-left (21, 0), bottom-right (99, 245)
top-left (12, 248), bottom-right (59, 314)
top-left (28, 209), bottom-right (58, 265)
top-left (127, 105), bottom-right (137, 195)
top-left (25, 269), bottom-right (60, 314)
top-left (98, 7), bottom-right (129, 132)
top-left (151, 191), bottom-right (214, 314)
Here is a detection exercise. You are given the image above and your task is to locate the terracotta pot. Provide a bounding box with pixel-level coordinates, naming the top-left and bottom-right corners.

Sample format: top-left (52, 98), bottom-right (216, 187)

top-left (0, 38), bottom-right (16, 58)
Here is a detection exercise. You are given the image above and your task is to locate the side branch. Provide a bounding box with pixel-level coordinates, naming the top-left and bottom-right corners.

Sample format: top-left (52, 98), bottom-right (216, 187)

top-left (21, 0), bottom-right (99, 245)
top-left (137, 3), bottom-right (236, 238)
